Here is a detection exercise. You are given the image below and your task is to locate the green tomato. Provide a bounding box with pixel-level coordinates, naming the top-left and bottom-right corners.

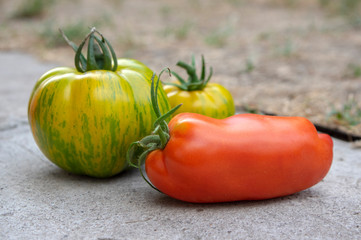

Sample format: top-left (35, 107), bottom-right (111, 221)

top-left (28, 29), bottom-right (170, 178)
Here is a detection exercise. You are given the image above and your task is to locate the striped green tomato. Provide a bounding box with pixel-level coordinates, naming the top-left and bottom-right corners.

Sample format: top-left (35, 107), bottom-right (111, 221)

top-left (28, 58), bottom-right (170, 178)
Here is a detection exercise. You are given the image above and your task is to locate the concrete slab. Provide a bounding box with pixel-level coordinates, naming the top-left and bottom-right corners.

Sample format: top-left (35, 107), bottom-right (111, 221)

top-left (1, 52), bottom-right (360, 239)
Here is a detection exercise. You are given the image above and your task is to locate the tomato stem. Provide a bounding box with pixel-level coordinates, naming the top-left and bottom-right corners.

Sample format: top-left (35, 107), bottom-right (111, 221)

top-left (126, 71), bottom-right (181, 191)
top-left (162, 54), bottom-right (213, 91)
top-left (60, 27), bottom-right (118, 72)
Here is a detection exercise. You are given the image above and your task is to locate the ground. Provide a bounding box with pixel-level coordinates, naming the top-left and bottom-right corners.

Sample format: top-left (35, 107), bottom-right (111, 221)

top-left (1, 0), bottom-right (360, 137)
top-left (1, 2), bottom-right (361, 238)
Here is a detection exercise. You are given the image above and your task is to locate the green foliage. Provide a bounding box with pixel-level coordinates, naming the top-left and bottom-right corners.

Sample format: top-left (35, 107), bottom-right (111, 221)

top-left (257, 32), bottom-right (272, 41)
top-left (205, 25), bottom-right (233, 47)
top-left (226, 0), bottom-right (244, 7)
top-left (319, 0), bottom-right (361, 28)
top-left (319, 0), bottom-right (361, 13)
top-left (239, 58), bottom-right (255, 74)
top-left (244, 58), bottom-right (255, 73)
top-left (275, 0), bottom-right (299, 7)
top-left (277, 38), bottom-right (295, 57)
top-left (328, 96), bottom-right (361, 126)
top-left (41, 21), bottom-right (90, 47)
top-left (346, 63), bottom-right (361, 78)
top-left (162, 21), bottom-right (193, 40)
top-left (174, 21), bottom-right (193, 40)
top-left (159, 5), bottom-right (172, 18)
top-left (12, 0), bottom-right (53, 19)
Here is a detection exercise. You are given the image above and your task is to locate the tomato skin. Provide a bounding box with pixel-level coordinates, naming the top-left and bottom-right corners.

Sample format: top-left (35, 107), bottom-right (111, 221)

top-left (164, 83), bottom-right (235, 119)
top-left (145, 113), bottom-right (333, 203)
top-left (28, 59), bottom-right (170, 178)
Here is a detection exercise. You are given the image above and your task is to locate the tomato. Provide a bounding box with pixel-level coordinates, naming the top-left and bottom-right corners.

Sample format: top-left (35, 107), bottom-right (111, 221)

top-left (163, 55), bottom-right (235, 119)
top-left (128, 77), bottom-right (333, 203)
top-left (28, 28), bottom-right (170, 178)
top-left (146, 113), bottom-right (333, 202)
top-left (164, 83), bottom-right (234, 119)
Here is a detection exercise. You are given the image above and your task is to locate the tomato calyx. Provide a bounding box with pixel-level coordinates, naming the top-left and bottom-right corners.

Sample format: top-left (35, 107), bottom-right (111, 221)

top-left (60, 27), bottom-right (118, 73)
top-left (163, 54), bottom-right (213, 91)
top-left (126, 70), bottom-right (181, 191)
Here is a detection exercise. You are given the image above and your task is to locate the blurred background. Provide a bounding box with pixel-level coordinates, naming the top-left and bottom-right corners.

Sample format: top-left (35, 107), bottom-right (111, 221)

top-left (0, 0), bottom-right (361, 136)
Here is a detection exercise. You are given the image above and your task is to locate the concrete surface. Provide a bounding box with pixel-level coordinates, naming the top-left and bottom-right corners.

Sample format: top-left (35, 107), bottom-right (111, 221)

top-left (0, 52), bottom-right (360, 239)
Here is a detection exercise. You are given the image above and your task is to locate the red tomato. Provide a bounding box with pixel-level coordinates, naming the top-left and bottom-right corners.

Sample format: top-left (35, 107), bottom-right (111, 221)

top-left (145, 113), bottom-right (333, 203)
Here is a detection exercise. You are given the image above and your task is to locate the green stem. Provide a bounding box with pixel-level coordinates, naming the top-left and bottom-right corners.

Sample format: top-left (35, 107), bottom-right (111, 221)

top-left (177, 60), bottom-right (199, 83)
top-left (163, 54), bottom-right (213, 91)
top-left (126, 71), bottom-right (182, 192)
top-left (61, 27), bottom-right (118, 72)
top-left (87, 33), bottom-right (97, 70)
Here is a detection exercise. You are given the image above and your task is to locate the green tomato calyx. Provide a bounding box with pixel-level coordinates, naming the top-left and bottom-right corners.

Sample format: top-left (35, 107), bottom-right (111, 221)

top-left (60, 27), bottom-right (118, 73)
top-left (163, 54), bottom-right (213, 91)
top-left (126, 69), bottom-right (181, 192)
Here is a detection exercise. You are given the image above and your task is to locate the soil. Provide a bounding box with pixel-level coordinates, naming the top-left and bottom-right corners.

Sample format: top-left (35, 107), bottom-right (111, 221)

top-left (1, 0), bottom-right (360, 138)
